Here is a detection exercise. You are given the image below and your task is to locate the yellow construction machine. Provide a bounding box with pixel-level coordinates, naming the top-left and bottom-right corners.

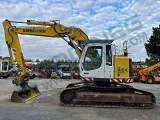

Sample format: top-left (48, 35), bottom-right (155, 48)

top-left (2, 19), bottom-right (156, 108)
top-left (138, 62), bottom-right (160, 84)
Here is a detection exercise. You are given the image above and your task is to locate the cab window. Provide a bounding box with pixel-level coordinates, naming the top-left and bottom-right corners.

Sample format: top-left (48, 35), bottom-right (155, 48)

top-left (106, 45), bottom-right (112, 66)
top-left (83, 46), bottom-right (102, 71)
top-left (2, 62), bottom-right (8, 71)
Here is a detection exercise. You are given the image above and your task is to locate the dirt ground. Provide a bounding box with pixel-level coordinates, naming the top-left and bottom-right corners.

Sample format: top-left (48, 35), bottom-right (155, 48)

top-left (0, 77), bottom-right (160, 120)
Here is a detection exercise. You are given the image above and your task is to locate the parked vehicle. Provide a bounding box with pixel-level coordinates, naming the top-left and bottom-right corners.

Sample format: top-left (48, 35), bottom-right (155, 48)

top-left (138, 62), bottom-right (160, 84)
top-left (60, 67), bottom-right (71, 79)
top-left (0, 57), bottom-right (11, 78)
top-left (50, 70), bottom-right (57, 79)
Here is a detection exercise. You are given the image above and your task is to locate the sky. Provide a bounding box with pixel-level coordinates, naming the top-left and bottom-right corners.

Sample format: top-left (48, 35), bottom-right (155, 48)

top-left (0, 0), bottom-right (160, 61)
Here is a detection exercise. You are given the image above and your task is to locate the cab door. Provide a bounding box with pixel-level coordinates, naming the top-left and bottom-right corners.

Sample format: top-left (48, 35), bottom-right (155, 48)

top-left (104, 45), bottom-right (113, 78)
top-left (79, 44), bottom-right (105, 78)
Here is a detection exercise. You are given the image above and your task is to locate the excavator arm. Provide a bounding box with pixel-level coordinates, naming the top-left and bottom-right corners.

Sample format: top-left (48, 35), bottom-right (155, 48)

top-left (3, 19), bottom-right (88, 86)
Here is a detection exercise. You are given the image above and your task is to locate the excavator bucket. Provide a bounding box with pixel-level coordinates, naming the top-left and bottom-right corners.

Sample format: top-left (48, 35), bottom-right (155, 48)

top-left (11, 85), bottom-right (40, 103)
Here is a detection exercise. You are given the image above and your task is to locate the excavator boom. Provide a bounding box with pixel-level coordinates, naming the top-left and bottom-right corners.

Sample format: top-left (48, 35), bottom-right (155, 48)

top-left (3, 19), bottom-right (88, 57)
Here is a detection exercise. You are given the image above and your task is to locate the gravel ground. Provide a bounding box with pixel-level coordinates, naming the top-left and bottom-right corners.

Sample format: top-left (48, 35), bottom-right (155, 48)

top-left (0, 77), bottom-right (160, 120)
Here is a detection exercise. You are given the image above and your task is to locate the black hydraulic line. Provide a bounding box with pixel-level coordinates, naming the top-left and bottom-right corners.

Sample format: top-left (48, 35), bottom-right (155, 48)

top-left (7, 27), bottom-right (14, 45)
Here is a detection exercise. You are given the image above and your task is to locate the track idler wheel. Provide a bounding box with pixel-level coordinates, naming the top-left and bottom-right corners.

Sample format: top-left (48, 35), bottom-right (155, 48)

top-left (60, 90), bottom-right (76, 105)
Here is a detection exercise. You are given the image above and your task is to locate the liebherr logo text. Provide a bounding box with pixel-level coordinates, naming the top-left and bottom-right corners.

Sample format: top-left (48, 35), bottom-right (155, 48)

top-left (23, 29), bottom-right (46, 33)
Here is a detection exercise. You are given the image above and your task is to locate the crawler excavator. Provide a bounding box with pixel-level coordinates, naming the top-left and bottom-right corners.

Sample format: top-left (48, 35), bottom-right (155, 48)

top-left (2, 19), bottom-right (156, 108)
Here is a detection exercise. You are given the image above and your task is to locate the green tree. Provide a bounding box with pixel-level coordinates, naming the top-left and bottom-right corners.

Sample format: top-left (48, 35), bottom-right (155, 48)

top-left (36, 59), bottom-right (52, 69)
top-left (145, 25), bottom-right (160, 65)
top-left (145, 25), bottom-right (160, 56)
top-left (145, 53), bottom-right (160, 66)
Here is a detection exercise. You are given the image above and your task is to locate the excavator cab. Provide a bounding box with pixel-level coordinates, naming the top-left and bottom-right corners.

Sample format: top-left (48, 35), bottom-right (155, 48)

top-left (79, 40), bottom-right (114, 81)
top-left (79, 40), bottom-right (132, 83)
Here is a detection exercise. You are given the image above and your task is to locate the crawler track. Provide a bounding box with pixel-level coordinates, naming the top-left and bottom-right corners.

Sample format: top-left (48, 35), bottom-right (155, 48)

top-left (60, 82), bottom-right (156, 109)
